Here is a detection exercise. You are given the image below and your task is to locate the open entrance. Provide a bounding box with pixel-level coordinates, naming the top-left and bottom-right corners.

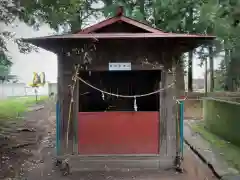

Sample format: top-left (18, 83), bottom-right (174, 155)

top-left (78, 70), bottom-right (161, 154)
top-left (79, 70), bottom-right (161, 112)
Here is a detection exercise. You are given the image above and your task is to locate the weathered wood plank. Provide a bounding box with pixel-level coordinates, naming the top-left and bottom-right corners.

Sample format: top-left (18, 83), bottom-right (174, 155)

top-left (164, 70), bottom-right (176, 160)
top-left (159, 70), bottom-right (167, 156)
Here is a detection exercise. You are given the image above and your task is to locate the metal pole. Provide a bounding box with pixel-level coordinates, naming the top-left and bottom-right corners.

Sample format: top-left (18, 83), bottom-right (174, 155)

top-left (180, 100), bottom-right (184, 157)
top-left (56, 101), bottom-right (60, 156)
top-left (176, 102), bottom-right (180, 154)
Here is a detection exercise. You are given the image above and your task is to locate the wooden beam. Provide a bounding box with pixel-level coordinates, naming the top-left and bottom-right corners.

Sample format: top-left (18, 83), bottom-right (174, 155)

top-left (63, 64), bottom-right (164, 75)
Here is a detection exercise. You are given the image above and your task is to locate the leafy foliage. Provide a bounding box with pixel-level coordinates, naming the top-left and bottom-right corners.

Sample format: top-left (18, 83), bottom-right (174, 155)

top-left (0, 0), bottom-right (103, 71)
top-left (0, 0), bottom-right (39, 68)
top-left (0, 65), bottom-right (18, 83)
top-left (1, 0), bottom-right (240, 90)
top-left (101, 0), bottom-right (240, 90)
top-left (18, 0), bottom-right (102, 32)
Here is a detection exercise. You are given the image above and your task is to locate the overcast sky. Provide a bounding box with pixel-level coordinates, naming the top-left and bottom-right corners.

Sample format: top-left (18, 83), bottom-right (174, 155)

top-left (3, 22), bottom-right (57, 83)
top-left (4, 17), bottom-right (221, 83)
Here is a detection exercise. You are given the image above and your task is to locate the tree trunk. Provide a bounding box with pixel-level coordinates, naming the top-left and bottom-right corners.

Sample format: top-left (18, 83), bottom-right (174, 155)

top-left (224, 41), bottom-right (230, 91)
top-left (204, 58), bottom-right (208, 95)
top-left (138, 0), bottom-right (145, 17)
top-left (188, 51), bottom-right (193, 92)
top-left (187, 5), bottom-right (194, 92)
top-left (227, 49), bottom-right (240, 91)
top-left (226, 49), bottom-right (235, 91)
top-left (176, 57), bottom-right (185, 95)
top-left (209, 46), bottom-right (214, 92)
top-left (70, 17), bottom-right (83, 32)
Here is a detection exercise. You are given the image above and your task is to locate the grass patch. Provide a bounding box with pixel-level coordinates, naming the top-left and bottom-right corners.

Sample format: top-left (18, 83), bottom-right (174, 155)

top-left (191, 122), bottom-right (240, 171)
top-left (0, 96), bottom-right (48, 120)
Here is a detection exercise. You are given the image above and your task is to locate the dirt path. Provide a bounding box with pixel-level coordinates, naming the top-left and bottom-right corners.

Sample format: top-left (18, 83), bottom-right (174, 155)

top-left (0, 101), bottom-right (55, 179)
top-left (0, 101), bottom-right (218, 180)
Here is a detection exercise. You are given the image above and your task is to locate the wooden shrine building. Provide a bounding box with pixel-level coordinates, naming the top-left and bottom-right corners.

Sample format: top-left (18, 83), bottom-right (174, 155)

top-left (24, 7), bottom-right (214, 172)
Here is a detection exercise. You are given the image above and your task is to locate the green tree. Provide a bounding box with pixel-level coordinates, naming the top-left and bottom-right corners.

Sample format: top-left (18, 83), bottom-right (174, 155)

top-left (0, 0), bottom-right (39, 70)
top-left (19, 0), bottom-right (102, 32)
top-left (198, 0), bottom-right (240, 91)
top-left (0, 65), bottom-right (17, 83)
top-left (101, 0), bottom-right (212, 92)
top-left (0, 0), bottom-right (99, 71)
top-left (3, 0), bottom-right (239, 92)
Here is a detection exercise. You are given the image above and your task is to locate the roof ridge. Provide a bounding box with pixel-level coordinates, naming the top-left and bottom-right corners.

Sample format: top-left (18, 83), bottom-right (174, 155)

top-left (75, 15), bottom-right (164, 34)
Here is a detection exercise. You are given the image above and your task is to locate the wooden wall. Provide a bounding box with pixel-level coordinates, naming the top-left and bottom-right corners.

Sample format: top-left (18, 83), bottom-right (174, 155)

top-left (56, 41), bottom-right (178, 158)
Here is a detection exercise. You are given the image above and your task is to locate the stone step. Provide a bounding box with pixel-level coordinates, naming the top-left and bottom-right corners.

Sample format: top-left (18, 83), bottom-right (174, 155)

top-left (66, 156), bottom-right (173, 172)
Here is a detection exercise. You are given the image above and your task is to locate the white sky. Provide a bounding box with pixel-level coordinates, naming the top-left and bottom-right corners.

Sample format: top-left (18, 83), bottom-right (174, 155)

top-left (3, 22), bottom-right (57, 83)
top-left (4, 18), bottom-right (221, 83)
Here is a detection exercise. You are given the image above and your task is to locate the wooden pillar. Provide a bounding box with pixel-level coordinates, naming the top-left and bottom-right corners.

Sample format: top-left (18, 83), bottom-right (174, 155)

top-left (159, 69), bottom-right (167, 156)
top-left (73, 79), bottom-right (79, 153)
top-left (57, 52), bottom-right (79, 155)
top-left (57, 53), bottom-right (64, 155)
top-left (172, 61), bottom-right (180, 158)
top-left (160, 68), bottom-right (176, 159)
